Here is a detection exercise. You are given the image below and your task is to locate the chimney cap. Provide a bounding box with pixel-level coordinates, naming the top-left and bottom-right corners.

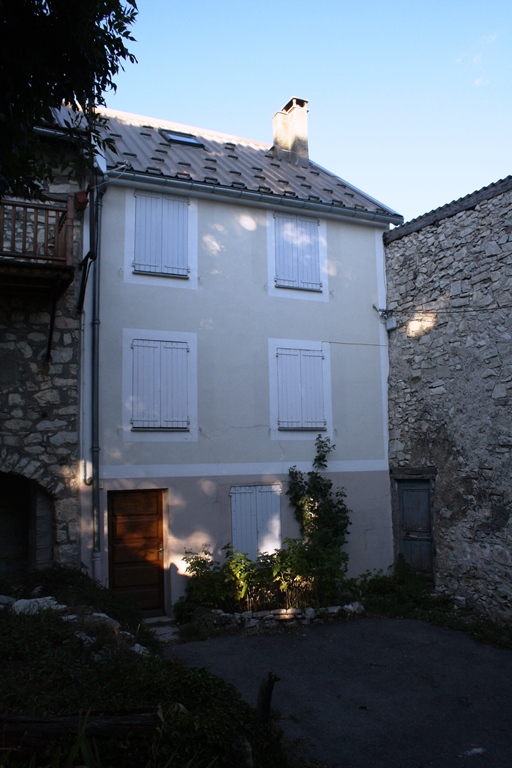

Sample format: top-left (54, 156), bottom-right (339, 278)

top-left (280, 97), bottom-right (308, 113)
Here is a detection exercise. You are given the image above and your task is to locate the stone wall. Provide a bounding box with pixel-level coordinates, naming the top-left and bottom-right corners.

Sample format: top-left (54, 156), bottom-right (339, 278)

top-left (0, 179), bottom-right (84, 568)
top-left (384, 183), bottom-right (512, 620)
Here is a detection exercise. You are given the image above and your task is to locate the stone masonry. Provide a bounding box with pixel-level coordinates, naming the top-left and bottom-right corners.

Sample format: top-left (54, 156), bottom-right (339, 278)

top-left (0, 177), bottom-right (84, 568)
top-left (384, 177), bottom-right (512, 621)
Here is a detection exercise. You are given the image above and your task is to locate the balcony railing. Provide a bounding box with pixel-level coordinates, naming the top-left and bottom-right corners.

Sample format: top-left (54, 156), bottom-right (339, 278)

top-left (0, 198), bottom-right (72, 267)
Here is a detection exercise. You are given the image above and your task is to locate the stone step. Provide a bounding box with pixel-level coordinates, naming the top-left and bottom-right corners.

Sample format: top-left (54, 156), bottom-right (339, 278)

top-left (143, 616), bottom-right (181, 644)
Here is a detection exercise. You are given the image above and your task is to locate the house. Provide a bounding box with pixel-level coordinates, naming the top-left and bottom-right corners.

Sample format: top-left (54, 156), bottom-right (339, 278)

top-left (384, 176), bottom-right (512, 621)
top-left (79, 98), bottom-right (403, 614)
top-left (0, 143), bottom-right (85, 576)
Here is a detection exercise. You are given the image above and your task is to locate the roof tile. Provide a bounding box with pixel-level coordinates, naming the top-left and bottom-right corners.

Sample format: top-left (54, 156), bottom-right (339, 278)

top-left (97, 107), bottom-right (402, 223)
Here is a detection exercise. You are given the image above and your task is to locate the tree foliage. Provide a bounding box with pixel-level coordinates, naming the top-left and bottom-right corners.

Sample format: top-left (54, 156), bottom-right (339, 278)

top-left (0, 0), bottom-right (137, 198)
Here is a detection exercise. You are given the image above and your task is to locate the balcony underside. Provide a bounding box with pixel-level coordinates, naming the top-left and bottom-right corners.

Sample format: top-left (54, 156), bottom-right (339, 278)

top-left (0, 259), bottom-right (75, 298)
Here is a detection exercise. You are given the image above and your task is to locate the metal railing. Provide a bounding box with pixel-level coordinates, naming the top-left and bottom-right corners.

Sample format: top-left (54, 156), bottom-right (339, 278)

top-left (0, 199), bottom-right (72, 266)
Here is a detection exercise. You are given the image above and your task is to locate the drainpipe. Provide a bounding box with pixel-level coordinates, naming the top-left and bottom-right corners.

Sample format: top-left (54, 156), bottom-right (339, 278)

top-left (89, 170), bottom-right (108, 582)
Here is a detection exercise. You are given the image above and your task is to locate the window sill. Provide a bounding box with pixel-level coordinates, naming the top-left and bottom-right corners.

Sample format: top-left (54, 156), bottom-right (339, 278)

top-left (131, 427), bottom-right (190, 432)
top-left (278, 426), bottom-right (327, 432)
top-left (133, 269), bottom-right (189, 279)
top-left (275, 283), bottom-right (323, 293)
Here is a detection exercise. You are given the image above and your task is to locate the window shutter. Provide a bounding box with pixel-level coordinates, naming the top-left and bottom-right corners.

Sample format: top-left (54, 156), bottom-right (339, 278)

top-left (275, 214), bottom-right (299, 288)
top-left (231, 486), bottom-right (258, 560)
top-left (300, 349), bottom-right (326, 428)
top-left (132, 339), bottom-right (161, 428)
top-left (275, 214), bottom-right (321, 291)
top-left (276, 348), bottom-right (302, 429)
top-left (256, 485), bottom-right (282, 554)
top-left (231, 485), bottom-right (282, 560)
top-left (277, 347), bottom-right (326, 430)
top-left (297, 217), bottom-right (321, 290)
top-left (134, 193), bottom-right (163, 273)
top-left (162, 197), bottom-right (188, 276)
top-left (160, 341), bottom-right (189, 428)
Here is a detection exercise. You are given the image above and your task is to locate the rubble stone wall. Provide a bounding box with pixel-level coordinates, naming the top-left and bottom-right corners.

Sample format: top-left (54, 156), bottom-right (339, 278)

top-left (385, 187), bottom-right (512, 620)
top-left (0, 179), bottom-right (84, 567)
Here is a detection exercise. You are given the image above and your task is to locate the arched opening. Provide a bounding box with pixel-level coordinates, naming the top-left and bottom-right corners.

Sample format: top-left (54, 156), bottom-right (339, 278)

top-left (0, 472), bottom-right (54, 577)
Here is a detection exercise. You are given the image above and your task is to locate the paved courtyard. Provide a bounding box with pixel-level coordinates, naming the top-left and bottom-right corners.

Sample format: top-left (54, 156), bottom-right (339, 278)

top-left (166, 617), bottom-right (512, 767)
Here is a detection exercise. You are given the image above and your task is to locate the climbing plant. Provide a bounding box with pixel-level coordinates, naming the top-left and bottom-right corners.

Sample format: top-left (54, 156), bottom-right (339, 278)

top-left (286, 435), bottom-right (351, 603)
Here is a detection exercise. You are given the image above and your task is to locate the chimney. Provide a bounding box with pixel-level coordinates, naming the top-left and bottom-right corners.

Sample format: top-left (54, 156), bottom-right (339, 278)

top-left (272, 97), bottom-right (309, 167)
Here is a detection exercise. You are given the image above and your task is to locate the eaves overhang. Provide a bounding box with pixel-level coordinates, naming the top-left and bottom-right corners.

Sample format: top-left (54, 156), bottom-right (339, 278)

top-left (108, 171), bottom-right (404, 227)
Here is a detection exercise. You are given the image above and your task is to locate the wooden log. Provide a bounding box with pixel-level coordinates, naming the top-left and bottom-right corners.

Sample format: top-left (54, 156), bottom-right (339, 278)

top-left (0, 710), bottom-right (161, 748)
top-left (256, 672), bottom-right (280, 726)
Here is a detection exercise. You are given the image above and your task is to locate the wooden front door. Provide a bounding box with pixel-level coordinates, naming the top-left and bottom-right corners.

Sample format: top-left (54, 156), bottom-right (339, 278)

top-left (108, 490), bottom-right (164, 615)
top-left (398, 480), bottom-right (433, 574)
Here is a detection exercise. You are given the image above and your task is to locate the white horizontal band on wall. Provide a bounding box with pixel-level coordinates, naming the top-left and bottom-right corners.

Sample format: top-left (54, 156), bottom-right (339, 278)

top-left (100, 459), bottom-right (389, 479)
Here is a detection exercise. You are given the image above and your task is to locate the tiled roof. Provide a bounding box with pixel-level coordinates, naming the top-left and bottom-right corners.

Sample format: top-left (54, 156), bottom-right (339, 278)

top-left (384, 175), bottom-right (512, 244)
top-left (97, 108), bottom-right (403, 226)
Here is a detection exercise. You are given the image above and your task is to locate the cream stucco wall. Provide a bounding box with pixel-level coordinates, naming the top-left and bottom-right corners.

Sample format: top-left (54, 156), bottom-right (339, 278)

top-left (85, 183), bottom-right (394, 605)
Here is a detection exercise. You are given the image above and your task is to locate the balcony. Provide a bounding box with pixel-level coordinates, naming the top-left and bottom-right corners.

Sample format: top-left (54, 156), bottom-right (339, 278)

top-left (0, 197), bottom-right (75, 296)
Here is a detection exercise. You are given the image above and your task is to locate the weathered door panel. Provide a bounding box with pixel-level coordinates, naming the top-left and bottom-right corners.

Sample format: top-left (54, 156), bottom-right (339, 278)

top-left (398, 481), bottom-right (433, 573)
top-left (108, 490), bottom-right (164, 615)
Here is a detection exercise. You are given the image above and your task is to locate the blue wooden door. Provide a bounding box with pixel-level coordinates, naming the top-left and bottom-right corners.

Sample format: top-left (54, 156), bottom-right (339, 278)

top-left (398, 480), bottom-right (432, 573)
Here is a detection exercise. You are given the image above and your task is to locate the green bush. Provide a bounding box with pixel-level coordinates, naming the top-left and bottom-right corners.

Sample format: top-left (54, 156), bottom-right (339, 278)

top-left (180, 437), bottom-right (352, 614)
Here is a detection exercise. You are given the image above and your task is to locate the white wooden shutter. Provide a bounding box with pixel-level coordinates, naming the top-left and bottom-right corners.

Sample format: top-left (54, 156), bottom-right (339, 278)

top-left (300, 349), bottom-right (326, 429)
top-left (277, 347), bottom-right (302, 429)
top-left (134, 193), bottom-right (162, 273)
top-left (134, 193), bottom-right (188, 276)
top-left (132, 338), bottom-right (189, 429)
top-left (132, 339), bottom-right (161, 428)
top-left (275, 214), bottom-right (299, 288)
top-left (255, 485), bottom-right (282, 554)
top-left (231, 485), bottom-right (281, 560)
top-left (297, 217), bottom-right (321, 290)
top-left (160, 341), bottom-right (189, 428)
top-left (275, 214), bottom-right (321, 291)
top-left (162, 197), bottom-right (188, 276)
top-left (277, 347), bottom-right (326, 430)
top-left (231, 486), bottom-right (258, 559)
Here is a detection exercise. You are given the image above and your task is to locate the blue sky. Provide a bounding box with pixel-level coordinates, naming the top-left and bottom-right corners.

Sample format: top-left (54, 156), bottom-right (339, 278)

top-left (107, 0), bottom-right (511, 223)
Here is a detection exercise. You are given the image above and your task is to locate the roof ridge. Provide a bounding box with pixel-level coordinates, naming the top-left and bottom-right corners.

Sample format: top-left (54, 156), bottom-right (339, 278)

top-left (99, 107), bottom-right (271, 148)
top-left (384, 175), bottom-right (512, 243)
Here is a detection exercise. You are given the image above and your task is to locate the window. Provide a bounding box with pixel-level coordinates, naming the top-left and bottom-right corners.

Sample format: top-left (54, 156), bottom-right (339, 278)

top-left (274, 213), bottom-right (321, 291)
top-left (277, 347), bottom-right (326, 430)
top-left (230, 485), bottom-right (282, 560)
top-left (131, 338), bottom-right (189, 430)
top-left (158, 128), bottom-right (204, 147)
top-left (122, 329), bottom-right (197, 442)
top-left (134, 192), bottom-right (189, 277)
top-left (269, 339), bottom-right (332, 439)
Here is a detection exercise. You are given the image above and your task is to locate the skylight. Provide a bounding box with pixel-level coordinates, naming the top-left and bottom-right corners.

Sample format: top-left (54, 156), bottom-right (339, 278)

top-left (158, 128), bottom-right (203, 147)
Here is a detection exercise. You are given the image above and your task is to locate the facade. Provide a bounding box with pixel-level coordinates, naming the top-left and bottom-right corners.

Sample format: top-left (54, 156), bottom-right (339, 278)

top-left (80, 98), bottom-right (403, 613)
top-left (384, 177), bottom-right (512, 621)
top-left (0, 168), bottom-right (84, 576)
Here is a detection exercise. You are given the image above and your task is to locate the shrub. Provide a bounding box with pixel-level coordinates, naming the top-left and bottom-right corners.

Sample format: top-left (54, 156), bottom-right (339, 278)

top-left (0, 568), bottom-right (288, 767)
top-left (285, 435), bottom-right (351, 604)
top-left (180, 437), bottom-right (352, 613)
